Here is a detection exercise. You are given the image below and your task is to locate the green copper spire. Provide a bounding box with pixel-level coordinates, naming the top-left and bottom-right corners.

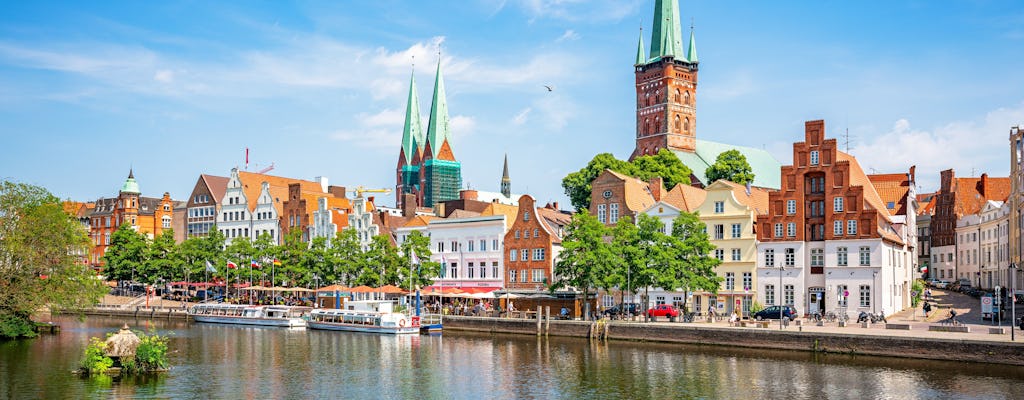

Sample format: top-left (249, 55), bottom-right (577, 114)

top-left (400, 69), bottom-right (423, 163)
top-left (648, 0), bottom-right (684, 60)
top-left (425, 57), bottom-right (451, 158)
top-left (120, 169), bottom-right (140, 194)
top-left (686, 24), bottom-right (698, 63)
top-left (635, 28), bottom-right (646, 65)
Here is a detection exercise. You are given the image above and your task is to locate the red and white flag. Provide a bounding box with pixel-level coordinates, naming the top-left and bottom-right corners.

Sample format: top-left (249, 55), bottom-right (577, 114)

top-left (227, 261), bottom-right (237, 269)
top-left (251, 260), bottom-right (261, 269)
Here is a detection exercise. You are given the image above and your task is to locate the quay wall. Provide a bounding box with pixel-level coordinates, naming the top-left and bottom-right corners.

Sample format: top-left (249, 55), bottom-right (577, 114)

top-left (69, 307), bottom-right (191, 321)
top-left (444, 316), bottom-right (1024, 366)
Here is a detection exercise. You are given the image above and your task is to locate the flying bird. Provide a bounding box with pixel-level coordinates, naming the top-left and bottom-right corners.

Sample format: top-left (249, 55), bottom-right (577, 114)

top-left (543, 85), bottom-right (554, 92)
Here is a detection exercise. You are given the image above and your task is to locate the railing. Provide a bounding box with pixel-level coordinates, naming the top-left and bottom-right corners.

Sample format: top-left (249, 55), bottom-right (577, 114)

top-left (417, 313), bottom-right (443, 326)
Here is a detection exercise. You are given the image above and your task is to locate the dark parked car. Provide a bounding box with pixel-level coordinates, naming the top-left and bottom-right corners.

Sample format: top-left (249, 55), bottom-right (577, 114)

top-left (602, 303), bottom-right (641, 318)
top-left (646, 304), bottom-right (680, 321)
top-left (753, 305), bottom-right (798, 321)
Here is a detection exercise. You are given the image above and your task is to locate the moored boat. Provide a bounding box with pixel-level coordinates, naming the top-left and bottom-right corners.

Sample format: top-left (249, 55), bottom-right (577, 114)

top-left (307, 300), bottom-right (419, 334)
top-left (188, 304), bottom-right (310, 327)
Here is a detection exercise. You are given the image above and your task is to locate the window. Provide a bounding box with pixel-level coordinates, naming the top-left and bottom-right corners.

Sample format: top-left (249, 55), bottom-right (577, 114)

top-left (467, 241), bottom-right (474, 252)
top-left (834, 197), bottom-right (844, 212)
top-left (492, 262), bottom-right (498, 279)
top-left (774, 224), bottom-right (783, 238)
top-left (811, 248), bottom-right (823, 267)
top-left (731, 223), bottom-right (741, 238)
top-left (742, 272), bottom-right (752, 291)
top-left (837, 285), bottom-right (848, 307)
top-left (765, 284), bottom-right (775, 305)
top-left (521, 270), bottom-right (529, 282)
top-left (533, 248), bottom-right (545, 261)
top-left (449, 263), bottom-right (458, 279)
top-left (521, 250), bottom-right (528, 261)
top-left (787, 223), bottom-right (796, 237)
top-left (598, 204), bottom-right (607, 224)
top-left (714, 224), bottom-right (724, 239)
top-left (162, 216), bottom-right (171, 229)
top-left (480, 264), bottom-right (486, 278)
top-left (725, 273), bottom-right (735, 290)
top-left (787, 200), bottom-right (796, 215)
top-left (731, 248), bottom-right (741, 261)
top-left (468, 263), bottom-right (475, 278)
top-left (837, 247), bottom-right (848, 266)
top-left (847, 220), bottom-right (857, 235)
top-left (610, 204), bottom-right (620, 224)
top-left (515, 230), bottom-right (520, 239)
top-left (810, 150), bottom-right (819, 166)
top-left (524, 211), bottom-right (530, 221)
top-left (509, 270), bottom-right (517, 283)
top-left (765, 249), bottom-right (775, 267)
top-left (714, 201), bottom-right (724, 213)
top-left (714, 249), bottom-right (724, 261)
top-left (859, 246), bottom-right (870, 266)
top-left (785, 248), bottom-right (795, 266)
top-left (859, 285), bottom-right (871, 307)
top-left (532, 269), bottom-right (545, 283)
top-left (834, 220), bottom-right (843, 236)
top-left (510, 249), bottom-right (517, 261)
top-left (480, 240), bottom-right (487, 251)
top-left (534, 228), bottom-right (539, 237)
top-left (784, 285), bottom-right (795, 306)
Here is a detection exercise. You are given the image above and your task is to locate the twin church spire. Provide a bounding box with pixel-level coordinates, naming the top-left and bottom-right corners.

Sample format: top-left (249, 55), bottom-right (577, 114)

top-left (399, 58), bottom-right (453, 164)
top-left (636, 0), bottom-right (697, 65)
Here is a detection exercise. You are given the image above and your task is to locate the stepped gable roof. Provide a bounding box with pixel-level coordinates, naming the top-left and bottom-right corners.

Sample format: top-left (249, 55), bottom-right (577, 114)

top-left (480, 202), bottom-right (519, 225)
top-left (953, 175), bottom-right (1010, 217)
top-left (868, 173), bottom-right (911, 216)
top-left (837, 151), bottom-right (892, 222)
top-left (671, 139), bottom-right (782, 189)
top-left (661, 181), bottom-right (707, 212)
top-left (917, 192), bottom-right (936, 216)
top-left (715, 180), bottom-right (772, 215)
top-left (201, 175), bottom-right (229, 203)
top-left (606, 170), bottom-right (658, 213)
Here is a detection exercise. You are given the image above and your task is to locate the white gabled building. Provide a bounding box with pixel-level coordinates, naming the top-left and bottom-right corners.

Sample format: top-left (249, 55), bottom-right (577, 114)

top-left (957, 200), bottom-right (1010, 290)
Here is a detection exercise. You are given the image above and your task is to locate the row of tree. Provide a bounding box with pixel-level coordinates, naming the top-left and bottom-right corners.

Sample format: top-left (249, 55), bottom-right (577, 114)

top-left (102, 224), bottom-right (440, 290)
top-left (553, 211), bottom-right (723, 312)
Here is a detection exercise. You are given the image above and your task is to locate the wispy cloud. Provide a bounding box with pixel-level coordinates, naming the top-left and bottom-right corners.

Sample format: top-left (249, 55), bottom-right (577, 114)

top-left (513, 0), bottom-right (642, 23)
top-left (331, 108), bottom-right (476, 150)
top-left (556, 29), bottom-right (580, 42)
top-left (513, 107), bottom-right (532, 125)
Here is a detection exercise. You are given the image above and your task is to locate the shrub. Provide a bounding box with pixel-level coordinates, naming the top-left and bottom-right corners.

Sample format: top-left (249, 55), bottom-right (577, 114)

top-left (80, 338), bottom-right (113, 374)
top-left (134, 330), bottom-right (169, 371)
top-left (0, 311), bottom-right (37, 339)
top-left (749, 301), bottom-right (764, 314)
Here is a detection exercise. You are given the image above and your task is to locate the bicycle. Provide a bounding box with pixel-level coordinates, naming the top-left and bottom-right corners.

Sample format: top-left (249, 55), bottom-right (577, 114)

top-left (824, 311), bottom-right (837, 323)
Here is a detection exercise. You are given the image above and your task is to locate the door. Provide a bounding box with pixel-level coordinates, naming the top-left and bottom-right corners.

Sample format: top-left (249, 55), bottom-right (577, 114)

top-left (808, 292), bottom-right (820, 315)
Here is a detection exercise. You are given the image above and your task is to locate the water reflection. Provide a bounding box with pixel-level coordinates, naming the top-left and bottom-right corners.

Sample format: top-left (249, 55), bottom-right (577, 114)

top-left (1, 316), bottom-right (1022, 399)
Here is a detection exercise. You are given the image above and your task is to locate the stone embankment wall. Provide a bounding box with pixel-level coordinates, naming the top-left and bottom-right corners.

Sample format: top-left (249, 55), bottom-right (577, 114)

top-left (444, 316), bottom-right (1024, 366)
top-left (74, 307), bottom-right (191, 321)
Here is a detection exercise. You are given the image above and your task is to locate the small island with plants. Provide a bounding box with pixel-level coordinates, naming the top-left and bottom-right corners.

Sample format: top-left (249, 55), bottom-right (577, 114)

top-left (77, 324), bottom-right (170, 378)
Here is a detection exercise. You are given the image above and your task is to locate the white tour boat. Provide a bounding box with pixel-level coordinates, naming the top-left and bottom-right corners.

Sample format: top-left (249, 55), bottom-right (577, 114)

top-left (188, 304), bottom-right (311, 328)
top-left (307, 300), bottom-right (420, 334)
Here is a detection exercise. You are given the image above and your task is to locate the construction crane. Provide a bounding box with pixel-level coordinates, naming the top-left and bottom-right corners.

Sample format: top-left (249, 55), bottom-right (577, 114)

top-left (352, 186), bottom-right (392, 198)
top-left (257, 162), bottom-right (275, 174)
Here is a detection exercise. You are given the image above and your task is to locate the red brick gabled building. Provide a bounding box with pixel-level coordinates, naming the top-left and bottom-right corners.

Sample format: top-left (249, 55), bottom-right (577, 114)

top-left (503, 195), bottom-right (571, 291)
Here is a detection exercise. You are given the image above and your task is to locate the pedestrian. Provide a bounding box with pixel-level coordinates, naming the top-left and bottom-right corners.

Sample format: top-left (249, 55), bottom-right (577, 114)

top-left (922, 302), bottom-right (932, 318)
top-left (949, 308), bottom-right (958, 325)
top-left (925, 288), bottom-right (932, 300)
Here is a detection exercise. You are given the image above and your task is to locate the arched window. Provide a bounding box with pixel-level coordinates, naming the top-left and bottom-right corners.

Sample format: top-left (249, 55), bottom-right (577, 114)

top-left (654, 116), bottom-right (661, 133)
top-left (684, 117), bottom-right (690, 132)
top-left (674, 115), bottom-right (681, 131)
top-left (675, 89), bottom-right (681, 103)
top-left (684, 91), bottom-right (691, 105)
top-left (645, 93), bottom-right (652, 107)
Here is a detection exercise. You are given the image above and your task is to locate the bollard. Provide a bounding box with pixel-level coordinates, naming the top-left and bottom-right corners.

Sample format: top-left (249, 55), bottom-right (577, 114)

top-left (545, 306), bottom-right (550, 335)
top-left (536, 306), bottom-right (542, 336)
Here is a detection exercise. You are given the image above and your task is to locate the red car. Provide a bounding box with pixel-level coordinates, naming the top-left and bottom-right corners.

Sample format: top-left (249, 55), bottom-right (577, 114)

top-left (646, 304), bottom-right (680, 321)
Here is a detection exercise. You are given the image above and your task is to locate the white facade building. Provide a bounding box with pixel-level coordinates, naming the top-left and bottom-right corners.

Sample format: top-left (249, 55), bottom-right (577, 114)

top-left (958, 200), bottom-right (1010, 290)
top-left (218, 169), bottom-right (281, 245)
top-left (347, 196), bottom-right (380, 250)
top-left (427, 215), bottom-right (507, 290)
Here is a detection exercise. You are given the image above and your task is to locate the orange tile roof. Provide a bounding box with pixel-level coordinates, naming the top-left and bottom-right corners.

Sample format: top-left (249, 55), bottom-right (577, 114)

top-left (435, 139), bottom-right (456, 161)
top-left (403, 215), bottom-right (436, 227)
top-left (953, 176), bottom-right (1010, 217)
top-left (201, 174), bottom-right (229, 203)
top-left (537, 207), bottom-right (572, 242)
top-left (480, 202), bottom-right (519, 226)
top-left (717, 180), bottom-right (772, 215)
top-left (605, 170), bottom-right (657, 213)
top-left (237, 171), bottom-right (326, 215)
top-left (868, 173), bottom-right (910, 216)
top-left (837, 152), bottom-right (892, 222)
top-left (661, 183), bottom-right (707, 212)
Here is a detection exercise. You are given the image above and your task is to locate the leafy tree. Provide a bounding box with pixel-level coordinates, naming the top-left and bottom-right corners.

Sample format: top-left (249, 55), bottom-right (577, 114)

top-left (143, 230), bottom-right (179, 284)
top-left (199, 228), bottom-right (226, 280)
top-left (331, 229), bottom-right (365, 287)
top-left (224, 237), bottom-right (258, 284)
top-left (0, 180), bottom-right (107, 338)
top-left (357, 235), bottom-right (401, 287)
top-left (276, 230), bottom-right (307, 287)
top-left (301, 236), bottom-right (331, 287)
top-left (661, 211), bottom-right (722, 313)
top-left (102, 223), bottom-right (149, 282)
top-left (705, 149), bottom-right (755, 185)
top-left (562, 150), bottom-right (692, 210)
top-left (398, 230), bottom-right (440, 291)
top-left (175, 237), bottom-right (206, 283)
top-left (552, 212), bottom-right (614, 312)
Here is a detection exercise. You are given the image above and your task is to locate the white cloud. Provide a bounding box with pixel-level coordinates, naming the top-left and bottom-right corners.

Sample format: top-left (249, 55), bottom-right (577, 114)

top-left (514, 0), bottom-right (641, 23)
top-left (330, 108), bottom-right (404, 149)
top-left (451, 115), bottom-right (477, 138)
top-left (556, 29), bottom-right (580, 42)
top-left (847, 102), bottom-right (1024, 191)
top-left (153, 69), bottom-right (174, 83)
top-left (513, 107), bottom-right (532, 125)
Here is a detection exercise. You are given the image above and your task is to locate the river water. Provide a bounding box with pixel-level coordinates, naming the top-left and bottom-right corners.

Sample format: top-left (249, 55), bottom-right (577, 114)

top-left (2, 315), bottom-right (1022, 399)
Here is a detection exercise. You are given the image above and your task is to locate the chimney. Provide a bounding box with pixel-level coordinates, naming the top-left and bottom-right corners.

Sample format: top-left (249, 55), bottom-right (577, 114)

top-left (368, 196), bottom-right (375, 205)
top-left (745, 182), bottom-right (752, 196)
top-left (328, 185), bottom-right (346, 199)
top-left (980, 173), bottom-right (988, 197)
top-left (460, 189), bottom-right (478, 201)
top-left (649, 177), bottom-right (664, 201)
top-left (402, 193), bottom-right (416, 217)
top-left (553, 201), bottom-right (559, 210)
top-left (908, 165), bottom-right (916, 184)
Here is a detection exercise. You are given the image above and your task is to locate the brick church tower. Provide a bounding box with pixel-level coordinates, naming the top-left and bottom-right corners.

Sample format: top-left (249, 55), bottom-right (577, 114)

top-left (631, 0), bottom-right (699, 160)
top-left (396, 58), bottom-right (463, 209)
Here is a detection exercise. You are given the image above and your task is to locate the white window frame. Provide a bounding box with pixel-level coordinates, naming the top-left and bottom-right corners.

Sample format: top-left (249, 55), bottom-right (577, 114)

top-left (810, 150), bottom-right (819, 166)
top-left (834, 197), bottom-right (844, 212)
top-left (837, 247), bottom-right (848, 266)
top-left (731, 223), bottom-right (741, 238)
top-left (787, 200), bottom-right (796, 215)
top-left (834, 220), bottom-right (843, 236)
top-left (859, 285), bottom-right (871, 307)
top-left (714, 201), bottom-right (724, 213)
top-left (787, 222), bottom-right (796, 237)
top-left (848, 220), bottom-right (857, 235)
top-left (610, 203), bottom-right (620, 224)
top-left (598, 204), bottom-right (607, 224)
top-left (859, 246), bottom-right (870, 266)
top-left (774, 223), bottom-right (783, 238)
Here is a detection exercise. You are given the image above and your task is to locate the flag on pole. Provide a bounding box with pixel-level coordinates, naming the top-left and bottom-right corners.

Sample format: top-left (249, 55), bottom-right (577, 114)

top-left (206, 260), bottom-right (217, 273)
top-left (439, 254), bottom-right (446, 278)
top-left (251, 260), bottom-right (261, 269)
top-left (273, 259), bottom-right (282, 266)
top-left (410, 249), bottom-right (420, 265)
top-left (227, 261), bottom-right (237, 269)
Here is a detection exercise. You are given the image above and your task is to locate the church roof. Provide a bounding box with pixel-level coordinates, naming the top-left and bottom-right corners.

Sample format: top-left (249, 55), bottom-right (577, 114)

top-left (425, 59), bottom-right (452, 159)
top-left (399, 69), bottom-right (424, 164)
top-left (648, 0), bottom-right (685, 61)
top-left (671, 139), bottom-right (781, 189)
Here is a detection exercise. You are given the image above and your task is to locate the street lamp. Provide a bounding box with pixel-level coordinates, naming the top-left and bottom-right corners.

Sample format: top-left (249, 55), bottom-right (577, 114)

top-left (872, 271), bottom-right (878, 317)
top-left (1012, 263), bottom-right (1018, 341)
top-left (778, 261), bottom-right (785, 331)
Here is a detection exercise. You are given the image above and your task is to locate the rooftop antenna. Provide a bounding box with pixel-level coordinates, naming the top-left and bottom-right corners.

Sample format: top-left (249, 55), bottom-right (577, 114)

top-left (842, 128), bottom-right (852, 153)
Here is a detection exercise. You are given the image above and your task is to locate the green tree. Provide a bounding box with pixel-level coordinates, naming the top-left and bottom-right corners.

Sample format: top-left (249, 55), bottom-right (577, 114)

top-left (331, 229), bottom-right (365, 287)
top-left (705, 149), bottom-right (755, 185)
top-left (102, 223), bottom-right (149, 282)
top-left (359, 235), bottom-right (401, 287)
top-left (224, 237), bottom-right (258, 284)
top-left (561, 153), bottom-right (635, 210)
top-left (276, 230), bottom-right (307, 287)
top-left (0, 180), bottom-right (107, 338)
top-left (561, 150), bottom-right (693, 211)
top-left (552, 212), bottom-right (614, 312)
top-left (398, 230), bottom-right (440, 291)
top-left (661, 211), bottom-right (722, 313)
top-left (143, 230), bottom-right (179, 284)
top-left (302, 236), bottom-right (331, 287)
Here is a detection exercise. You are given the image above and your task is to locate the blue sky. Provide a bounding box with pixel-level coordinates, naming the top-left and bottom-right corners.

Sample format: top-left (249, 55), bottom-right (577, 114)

top-left (2, 1), bottom-right (1023, 205)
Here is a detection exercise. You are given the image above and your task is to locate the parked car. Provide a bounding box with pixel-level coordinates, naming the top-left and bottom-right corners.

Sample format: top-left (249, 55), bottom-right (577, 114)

top-left (925, 278), bottom-right (940, 287)
top-left (934, 280), bottom-right (950, 289)
top-left (602, 303), bottom-right (641, 318)
top-left (753, 305), bottom-right (798, 321)
top-left (646, 304), bottom-right (680, 320)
